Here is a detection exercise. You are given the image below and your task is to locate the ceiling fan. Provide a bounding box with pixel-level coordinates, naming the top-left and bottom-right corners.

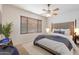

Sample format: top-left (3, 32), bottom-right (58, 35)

top-left (42, 4), bottom-right (59, 17)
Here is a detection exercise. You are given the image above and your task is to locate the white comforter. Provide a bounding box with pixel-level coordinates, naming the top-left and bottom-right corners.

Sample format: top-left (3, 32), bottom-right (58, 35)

top-left (52, 33), bottom-right (79, 55)
top-left (37, 38), bottom-right (73, 55)
top-left (50, 33), bottom-right (79, 55)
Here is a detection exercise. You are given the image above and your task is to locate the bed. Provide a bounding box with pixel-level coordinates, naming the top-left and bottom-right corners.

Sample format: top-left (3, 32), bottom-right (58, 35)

top-left (33, 21), bottom-right (79, 55)
top-left (34, 33), bottom-right (73, 55)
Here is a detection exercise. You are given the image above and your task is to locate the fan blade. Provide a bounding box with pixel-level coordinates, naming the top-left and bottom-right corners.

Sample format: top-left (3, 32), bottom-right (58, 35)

top-left (43, 9), bottom-right (51, 12)
top-left (53, 8), bottom-right (59, 11)
top-left (53, 13), bottom-right (58, 15)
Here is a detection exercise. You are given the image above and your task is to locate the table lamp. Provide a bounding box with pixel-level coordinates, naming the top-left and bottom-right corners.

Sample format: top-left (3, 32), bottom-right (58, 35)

top-left (46, 28), bottom-right (50, 34)
top-left (75, 28), bottom-right (79, 36)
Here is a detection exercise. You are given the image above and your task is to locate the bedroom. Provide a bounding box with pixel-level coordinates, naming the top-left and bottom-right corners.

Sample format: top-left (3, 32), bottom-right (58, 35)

top-left (0, 4), bottom-right (79, 55)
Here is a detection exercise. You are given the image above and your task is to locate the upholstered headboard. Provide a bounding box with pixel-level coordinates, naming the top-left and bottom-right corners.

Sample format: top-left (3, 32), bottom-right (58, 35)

top-left (51, 21), bottom-right (75, 36)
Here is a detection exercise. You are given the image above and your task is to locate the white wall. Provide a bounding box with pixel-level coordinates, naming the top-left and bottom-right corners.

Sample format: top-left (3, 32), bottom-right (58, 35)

top-left (48, 10), bottom-right (79, 28)
top-left (2, 5), bottom-right (47, 45)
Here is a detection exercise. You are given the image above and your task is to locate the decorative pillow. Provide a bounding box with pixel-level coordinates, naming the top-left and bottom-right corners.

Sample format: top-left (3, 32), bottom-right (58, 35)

top-left (52, 29), bottom-right (60, 32)
top-left (54, 30), bottom-right (65, 34)
top-left (60, 29), bottom-right (70, 35)
top-left (53, 29), bottom-right (70, 35)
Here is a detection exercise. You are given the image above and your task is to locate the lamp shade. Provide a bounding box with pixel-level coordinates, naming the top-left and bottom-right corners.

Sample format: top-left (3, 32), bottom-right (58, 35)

top-left (75, 28), bottom-right (79, 35)
top-left (46, 28), bottom-right (50, 33)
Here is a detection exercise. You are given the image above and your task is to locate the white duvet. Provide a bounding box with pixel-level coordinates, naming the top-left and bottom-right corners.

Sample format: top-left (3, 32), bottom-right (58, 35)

top-left (36, 33), bottom-right (79, 55)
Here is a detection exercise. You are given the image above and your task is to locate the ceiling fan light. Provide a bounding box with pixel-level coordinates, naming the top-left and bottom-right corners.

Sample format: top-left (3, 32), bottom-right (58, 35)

top-left (42, 4), bottom-right (59, 17)
top-left (46, 13), bottom-right (51, 17)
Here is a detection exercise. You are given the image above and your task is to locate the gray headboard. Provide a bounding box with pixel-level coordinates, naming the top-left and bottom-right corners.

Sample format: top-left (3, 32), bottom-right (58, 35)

top-left (51, 21), bottom-right (75, 36)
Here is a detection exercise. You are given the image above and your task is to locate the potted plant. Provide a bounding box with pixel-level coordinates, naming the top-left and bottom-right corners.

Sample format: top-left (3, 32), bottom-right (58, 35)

top-left (0, 23), bottom-right (12, 43)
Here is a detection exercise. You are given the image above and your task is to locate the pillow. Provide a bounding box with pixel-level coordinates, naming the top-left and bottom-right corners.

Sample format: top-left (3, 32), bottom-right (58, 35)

top-left (36, 38), bottom-right (73, 55)
top-left (54, 31), bottom-right (65, 34)
top-left (53, 29), bottom-right (70, 35)
top-left (52, 29), bottom-right (60, 32)
top-left (60, 29), bottom-right (70, 35)
top-left (53, 29), bottom-right (65, 34)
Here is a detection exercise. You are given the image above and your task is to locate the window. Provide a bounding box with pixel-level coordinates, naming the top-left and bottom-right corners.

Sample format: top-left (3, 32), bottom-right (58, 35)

top-left (20, 16), bottom-right (42, 34)
top-left (28, 18), bottom-right (38, 33)
top-left (20, 16), bottom-right (28, 34)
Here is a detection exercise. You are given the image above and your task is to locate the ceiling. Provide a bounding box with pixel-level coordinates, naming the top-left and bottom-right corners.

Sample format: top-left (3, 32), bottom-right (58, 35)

top-left (12, 4), bottom-right (79, 17)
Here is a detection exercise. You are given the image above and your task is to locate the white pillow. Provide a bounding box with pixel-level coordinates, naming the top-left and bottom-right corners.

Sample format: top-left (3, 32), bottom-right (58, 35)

top-left (52, 29), bottom-right (60, 32)
top-left (37, 38), bottom-right (73, 55)
top-left (60, 29), bottom-right (70, 35)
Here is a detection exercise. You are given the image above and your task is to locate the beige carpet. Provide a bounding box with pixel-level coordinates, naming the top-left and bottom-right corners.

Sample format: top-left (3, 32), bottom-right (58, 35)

top-left (15, 42), bottom-right (51, 55)
top-left (15, 42), bottom-right (79, 55)
top-left (15, 44), bottom-right (29, 55)
top-left (22, 42), bottom-right (52, 55)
